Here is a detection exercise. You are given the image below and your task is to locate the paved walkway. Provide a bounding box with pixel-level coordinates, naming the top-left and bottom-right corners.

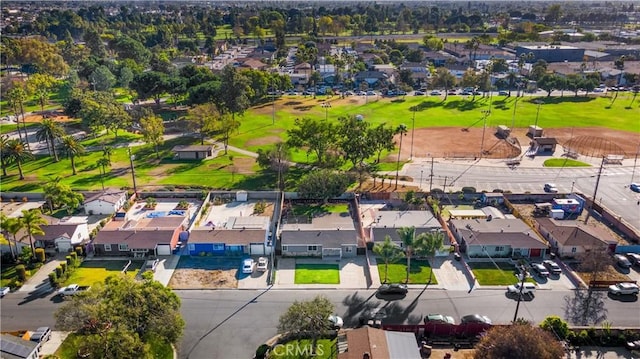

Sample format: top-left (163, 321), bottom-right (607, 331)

top-left (18, 258), bottom-right (65, 294)
top-left (153, 255), bottom-right (181, 286)
top-left (430, 257), bottom-right (473, 291)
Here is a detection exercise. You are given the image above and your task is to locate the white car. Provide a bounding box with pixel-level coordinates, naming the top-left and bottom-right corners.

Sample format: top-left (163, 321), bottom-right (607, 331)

top-left (544, 183), bottom-right (559, 193)
top-left (507, 282), bottom-right (536, 296)
top-left (0, 287), bottom-right (9, 297)
top-left (608, 283), bottom-right (639, 296)
top-left (257, 257), bottom-right (268, 272)
top-left (242, 258), bottom-right (255, 274)
top-left (328, 314), bottom-right (343, 329)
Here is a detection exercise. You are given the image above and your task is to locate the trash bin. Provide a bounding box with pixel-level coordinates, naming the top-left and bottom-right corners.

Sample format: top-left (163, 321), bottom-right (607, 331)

top-left (454, 253), bottom-right (461, 261)
top-left (550, 253), bottom-right (556, 259)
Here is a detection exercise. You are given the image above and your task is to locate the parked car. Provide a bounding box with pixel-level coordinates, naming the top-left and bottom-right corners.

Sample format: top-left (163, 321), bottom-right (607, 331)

top-left (543, 260), bottom-right (562, 275)
top-left (460, 314), bottom-right (492, 325)
top-left (366, 90), bottom-right (376, 96)
top-left (498, 90), bottom-right (509, 96)
top-left (359, 307), bottom-right (387, 327)
top-left (530, 263), bottom-right (550, 277)
top-left (630, 183), bottom-right (640, 192)
top-left (0, 287), bottom-right (9, 297)
top-left (57, 284), bottom-right (91, 297)
top-left (414, 90), bottom-right (425, 96)
top-left (544, 183), bottom-right (559, 193)
top-left (424, 314), bottom-right (455, 324)
top-left (328, 314), bottom-right (344, 329)
top-left (343, 91), bottom-right (354, 96)
top-left (447, 90), bottom-right (458, 96)
top-left (30, 327), bottom-right (51, 343)
top-left (608, 283), bottom-right (639, 296)
top-left (507, 282), bottom-right (537, 296)
top-left (242, 258), bottom-right (255, 274)
top-left (625, 253), bottom-right (640, 266)
top-left (395, 90), bottom-right (407, 96)
top-left (377, 283), bottom-right (408, 295)
top-left (614, 254), bottom-right (632, 268)
top-left (257, 257), bottom-right (268, 272)
top-left (430, 90), bottom-right (442, 96)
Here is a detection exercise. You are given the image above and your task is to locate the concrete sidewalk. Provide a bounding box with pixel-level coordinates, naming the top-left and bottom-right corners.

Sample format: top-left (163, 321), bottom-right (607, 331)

top-left (18, 258), bottom-right (65, 294)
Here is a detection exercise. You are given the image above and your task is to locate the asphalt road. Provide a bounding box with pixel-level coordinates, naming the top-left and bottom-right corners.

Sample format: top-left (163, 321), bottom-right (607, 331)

top-left (3, 287), bottom-right (639, 358)
top-left (404, 161), bottom-right (640, 232)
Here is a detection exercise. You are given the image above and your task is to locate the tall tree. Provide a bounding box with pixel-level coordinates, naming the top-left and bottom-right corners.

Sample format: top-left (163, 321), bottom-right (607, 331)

top-left (277, 295), bottom-right (334, 354)
top-left (432, 68), bottom-right (456, 100)
top-left (35, 118), bottom-right (64, 161)
top-left (55, 275), bottom-right (185, 359)
top-left (215, 113), bottom-right (240, 155)
top-left (397, 226), bottom-right (420, 284)
top-left (256, 142), bottom-right (291, 190)
top-left (186, 103), bottom-right (219, 145)
top-left (43, 179), bottom-right (84, 215)
top-left (60, 136), bottom-right (85, 175)
top-left (139, 114), bottom-right (165, 159)
top-left (394, 123), bottom-right (408, 190)
top-left (415, 231), bottom-right (445, 283)
top-left (0, 135), bottom-right (10, 176)
top-left (368, 123), bottom-right (396, 164)
top-left (373, 235), bottom-right (405, 283)
top-left (89, 65), bottom-right (117, 92)
top-left (21, 209), bottom-right (46, 261)
top-left (217, 65), bottom-right (250, 119)
top-left (337, 115), bottom-right (376, 186)
top-left (0, 213), bottom-right (23, 261)
top-left (475, 322), bottom-right (565, 359)
top-left (4, 139), bottom-right (33, 180)
top-left (6, 85), bottom-right (29, 149)
top-left (96, 157), bottom-right (111, 191)
top-left (297, 170), bottom-right (352, 201)
top-left (27, 73), bottom-right (57, 113)
top-left (287, 118), bottom-right (337, 166)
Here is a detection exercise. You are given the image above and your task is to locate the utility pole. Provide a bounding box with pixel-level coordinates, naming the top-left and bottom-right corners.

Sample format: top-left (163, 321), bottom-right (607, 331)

top-left (410, 109), bottom-right (416, 160)
top-left (272, 78), bottom-right (276, 125)
top-left (511, 96), bottom-right (519, 131)
top-left (127, 147), bottom-right (138, 197)
top-left (512, 264), bottom-right (528, 322)
top-left (479, 110), bottom-right (490, 159)
top-left (631, 144), bottom-right (639, 184)
top-left (419, 169), bottom-right (424, 189)
top-left (584, 156), bottom-right (606, 224)
top-left (534, 99), bottom-right (542, 129)
top-left (429, 156), bottom-right (434, 192)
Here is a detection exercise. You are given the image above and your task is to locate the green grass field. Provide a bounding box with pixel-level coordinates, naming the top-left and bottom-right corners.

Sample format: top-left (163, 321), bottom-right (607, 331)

top-left (468, 261), bottom-right (534, 285)
top-left (377, 259), bottom-right (437, 284)
top-left (543, 158), bottom-right (591, 167)
top-left (294, 263), bottom-right (340, 284)
top-left (62, 260), bottom-right (143, 286)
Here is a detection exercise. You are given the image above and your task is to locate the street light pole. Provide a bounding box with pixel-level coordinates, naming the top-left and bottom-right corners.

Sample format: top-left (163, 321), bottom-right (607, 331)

top-left (513, 264), bottom-right (528, 322)
top-left (479, 110), bottom-right (490, 159)
top-left (419, 169), bottom-right (423, 189)
top-left (410, 109), bottom-right (416, 160)
top-left (127, 147), bottom-right (138, 196)
top-left (322, 102), bottom-right (331, 121)
top-left (429, 155), bottom-right (434, 192)
top-left (534, 100), bottom-right (542, 129)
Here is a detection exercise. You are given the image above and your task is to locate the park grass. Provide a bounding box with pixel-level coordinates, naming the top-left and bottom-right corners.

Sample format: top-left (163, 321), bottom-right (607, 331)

top-left (377, 259), bottom-right (437, 284)
top-left (468, 261), bottom-right (534, 285)
top-left (294, 263), bottom-right (340, 284)
top-left (61, 260), bottom-right (143, 286)
top-left (56, 333), bottom-right (173, 359)
top-left (269, 339), bottom-right (337, 359)
top-left (543, 158), bottom-right (591, 167)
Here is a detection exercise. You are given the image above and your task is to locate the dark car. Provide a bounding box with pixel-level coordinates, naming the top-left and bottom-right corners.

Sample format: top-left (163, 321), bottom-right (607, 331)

top-left (377, 283), bottom-right (408, 295)
top-left (30, 327), bottom-right (51, 343)
top-left (359, 307), bottom-right (387, 327)
top-left (626, 253), bottom-right (640, 266)
top-left (460, 314), bottom-right (492, 325)
top-left (614, 254), bottom-right (632, 269)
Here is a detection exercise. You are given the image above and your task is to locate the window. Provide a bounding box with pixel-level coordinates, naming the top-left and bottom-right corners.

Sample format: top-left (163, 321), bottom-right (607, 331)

top-left (104, 244), bottom-right (112, 251)
top-left (345, 246), bottom-right (353, 253)
top-left (282, 245), bottom-right (288, 251)
top-left (571, 247), bottom-right (577, 253)
top-left (119, 244), bottom-right (128, 251)
top-left (495, 246), bottom-right (504, 252)
top-left (308, 245), bottom-right (318, 251)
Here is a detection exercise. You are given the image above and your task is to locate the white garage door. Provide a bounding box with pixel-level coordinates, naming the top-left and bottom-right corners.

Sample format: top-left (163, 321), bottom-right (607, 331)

top-left (156, 245), bottom-right (171, 256)
top-left (250, 243), bottom-right (265, 256)
top-left (57, 241), bottom-right (72, 252)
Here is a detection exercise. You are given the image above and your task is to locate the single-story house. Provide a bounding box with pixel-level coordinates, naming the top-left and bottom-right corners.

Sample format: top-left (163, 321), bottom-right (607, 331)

top-left (450, 218), bottom-right (548, 259)
top-left (480, 193), bottom-right (505, 205)
top-left (367, 210), bottom-right (450, 256)
top-left (188, 228), bottom-right (270, 256)
top-left (84, 191), bottom-right (128, 215)
top-left (33, 223), bottom-right (89, 253)
top-left (354, 71), bottom-right (389, 88)
top-left (172, 145), bottom-right (214, 160)
top-left (280, 229), bottom-right (358, 258)
top-left (0, 334), bottom-right (40, 359)
top-left (535, 218), bottom-right (617, 258)
top-left (337, 326), bottom-right (422, 359)
top-left (533, 137), bottom-right (558, 153)
top-left (92, 216), bottom-right (186, 257)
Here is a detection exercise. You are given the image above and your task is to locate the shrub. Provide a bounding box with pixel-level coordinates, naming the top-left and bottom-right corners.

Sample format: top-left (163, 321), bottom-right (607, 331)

top-left (66, 256), bottom-right (72, 265)
top-left (70, 252), bottom-right (77, 261)
top-left (48, 272), bottom-right (57, 286)
top-left (461, 186), bottom-right (476, 193)
top-left (15, 264), bottom-right (27, 281)
top-left (35, 248), bottom-right (46, 263)
top-left (99, 220), bottom-right (107, 227)
top-left (60, 262), bottom-right (67, 273)
top-left (55, 266), bottom-right (63, 278)
top-left (75, 246), bottom-right (83, 256)
top-left (22, 196), bottom-right (28, 202)
top-left (540, 316), bottom-right (570, 340)
top-left (255, 344), bottom-right (270, 359)
top-left (11, 280), bottom-right (23, 288)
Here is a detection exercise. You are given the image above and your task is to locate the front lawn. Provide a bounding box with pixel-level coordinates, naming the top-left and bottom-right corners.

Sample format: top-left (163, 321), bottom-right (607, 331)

top-left (1, 263), bottom-right (40, 288)
top-left (543, 158), bottom-right (591, 167)
top-left (377, 259), bottom-right (437, 284)
top-left (269, 338), bottom-right (336, 359)
top-left (468, 261), bottom-right (533, 285)
top-left (291, 203), bottom-right (349, 218)
top-left (62, 260), bottom-right (143, 286)
top-left (294, 263), bottom-right (340, 284)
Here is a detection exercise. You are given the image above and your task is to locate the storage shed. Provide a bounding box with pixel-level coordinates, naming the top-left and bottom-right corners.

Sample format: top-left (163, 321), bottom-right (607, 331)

top-left (528, 125), bottom-right (543, 138)
top-left (533, 137), bottom-right (558, 152)
top-left (172, 145), bottom-right (214, 160)
top-left (496, 125), bottom-right (511, 138)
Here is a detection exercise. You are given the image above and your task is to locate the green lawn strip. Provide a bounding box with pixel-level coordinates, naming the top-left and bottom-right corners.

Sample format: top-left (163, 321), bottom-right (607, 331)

top-left (62, 260), bottom-right (143, 286)
top-left (377, 259), bottom-right (437, 284)
top-left (294, 263), bottom-right (340, 284)
top-left (291, 203), bottom-right (349, 218)
top-left (543, 158), bottom-right (591, 167)
top-left (269, 339), bottom-right (336, 359)
top-left (468, 261), bottom-right (534, 285)
top-left (56, 333), bottom-right (172, 359)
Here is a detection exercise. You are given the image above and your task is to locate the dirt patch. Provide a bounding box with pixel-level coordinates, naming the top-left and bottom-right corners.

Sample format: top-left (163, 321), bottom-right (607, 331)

top-left (233, 157), bottom-right (256, 174)
top-left (544, 127), bottom-right (639, 157)
top-left (168, 269), bottom-right (237, 289)
top-left (245, 136), bottom-right (281, 147)
top-left (23, 112), bottom-right (74, 123)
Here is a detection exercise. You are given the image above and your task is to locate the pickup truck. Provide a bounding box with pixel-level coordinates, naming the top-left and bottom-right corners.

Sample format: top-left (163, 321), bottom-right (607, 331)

top-left (507, 282), bottom-right (536, 296)
top-left (57, 284), bottom-right (91, 297)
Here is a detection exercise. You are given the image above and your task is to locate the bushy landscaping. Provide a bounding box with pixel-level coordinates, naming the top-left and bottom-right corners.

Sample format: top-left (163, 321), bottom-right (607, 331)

top-left (378, 259), bottom-right (437, 284)
top-left (294, 263), bottom-right (340, 284)
top-left (0, 248), bottom-right (45, 289)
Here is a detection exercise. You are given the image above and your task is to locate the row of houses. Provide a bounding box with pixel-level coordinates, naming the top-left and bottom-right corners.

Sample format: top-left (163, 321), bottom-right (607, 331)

top-left (1, 191), bottom-right (621, 262)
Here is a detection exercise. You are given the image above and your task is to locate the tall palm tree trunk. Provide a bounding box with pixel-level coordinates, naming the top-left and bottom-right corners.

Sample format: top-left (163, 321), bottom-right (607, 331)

top-left (17, 160), bottom-right (25, 180)
top-left (70, 155), bottom-right (77, 175)
top-left (19, 103), bottom-right (30, 151)
top-left (50, 134), bottom-right (59, 162)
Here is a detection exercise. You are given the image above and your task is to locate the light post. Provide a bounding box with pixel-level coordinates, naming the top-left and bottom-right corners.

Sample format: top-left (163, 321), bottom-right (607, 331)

top-left (534, 99), bottom-right (543, 129)
top-left (429, 155), bottom-right (434, 192)
top-left (420, 169), bottom-right (424, 189)
top-left (321, 102), bottom-right (331, 121)
top-left (511, 96), bottom-right (519, 131)
top-left (410, 109), bottom-right (416, 160)
top-left (127, 147), bottom-right (138, 196)
top-left (479, 110), bottom-right (491, 159)
top-left (631, 144), bottom-right (639, 184)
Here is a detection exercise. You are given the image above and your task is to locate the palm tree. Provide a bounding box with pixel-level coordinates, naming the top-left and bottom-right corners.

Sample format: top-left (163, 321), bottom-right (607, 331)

top-left (415, 231), bottom-right (445, 283)
top-left (97, 157), bottom-right (111, 191)
top-left (60, 136), bottom-right (85, 175)
top-left (0, 213), bottom-right (23, 261)
top-left (397, 226), bottom-right (420, 284)
top-left (4, 139), bottom-right (33, 180)
top-left (0, 135), bottom-right (10, 176)
top-left (102, 145), bottom-right (113, 162)
top-left (394, 124), bottom-right (408, 190)
top-left (506, 72), bottom-right (518, 97)
top-left (35, 119), bottom-right (64, 161)
top-left (373, 235), bottom-right (405, 283)
top-left (21, 209), bottom-right (46, 261)
top-left (6, 86), bottom-right (29, 150)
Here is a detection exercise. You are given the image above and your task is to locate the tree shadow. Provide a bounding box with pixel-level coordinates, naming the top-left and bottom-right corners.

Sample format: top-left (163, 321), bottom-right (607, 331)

top-left (563, 289), bottom-right (607, 325)
top-left (341, 291), bottom-right (422, 328)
